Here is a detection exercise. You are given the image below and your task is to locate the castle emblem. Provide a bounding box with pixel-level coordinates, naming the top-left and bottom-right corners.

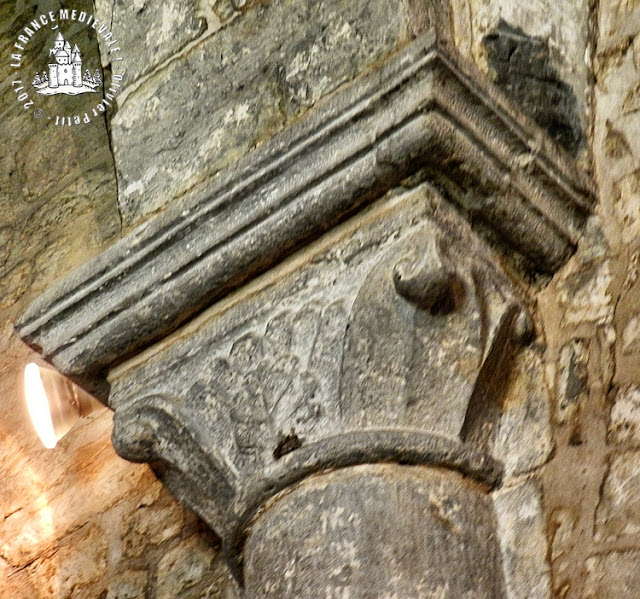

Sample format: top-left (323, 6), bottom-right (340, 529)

top-left (32, 31), bottom-right (100, 96)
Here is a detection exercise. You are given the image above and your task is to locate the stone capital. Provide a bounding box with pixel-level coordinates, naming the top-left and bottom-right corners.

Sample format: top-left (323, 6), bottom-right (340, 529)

top-left (15, 27), bottom-right (594, 599)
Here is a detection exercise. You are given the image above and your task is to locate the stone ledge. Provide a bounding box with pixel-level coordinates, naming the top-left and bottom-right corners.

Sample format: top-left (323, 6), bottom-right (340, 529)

top-left (16, 31), bottom-right (595, 387)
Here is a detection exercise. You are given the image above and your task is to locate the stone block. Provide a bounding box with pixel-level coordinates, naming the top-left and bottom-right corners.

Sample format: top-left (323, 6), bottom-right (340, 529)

top-left (595, 451), bottom-right (640, 540)
top-left (109, 0), bottom-right (412, 226)
top-left (558, 260), bottom-right (614, 326)
top-left (97, 0), bottom-right (207, 83)
top-left (609, 386), bottom-right (640, 446)
top-left (494, 346), bottom-right (553, 478)
top-left (0, 439), bottom-right (152, 568)
top-left (123, 501), bottom-right (184, 557)
top-left (106, 570), bottom-right (148, 599)
top-left (555, 339), bottom-right (589, 427)
top-left (585, 550), bottom-right (640, 599)
top-left (31, 524), bottom-right (108, 599)
top-left (463, 0), bottom-right (590, 163)
top-left (549, 508), bottom-right (577, 562)
top-left (156, 536), bottom-right (218, 599)
top-left (493, 480), bottom-right (551, 599)
top-left (622, 313), bottom-right (640, 354)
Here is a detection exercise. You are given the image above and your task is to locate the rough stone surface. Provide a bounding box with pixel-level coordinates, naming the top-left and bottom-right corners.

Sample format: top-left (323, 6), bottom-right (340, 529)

top-left (493, 346), bottom-right (553, 478)
top-left (550, 508), bottom-right (577, 562)
top-left (245, 464), bottom-right (506, 598)
top-left (450, 0), bottom-right (590, 164)
top-left (584, 550), bottom-right (640, 598)
top-left (621, 312), bottom-right (640, 354)
top-left (609, 386), bottom-right (640, 446)
top-left (105, 570), bottom-right (148, 599)
top-left (0, 431), bottom-right (151, 568)
top-left (483, 20), bottom-right (583, 156)
top-left (595, 451), bottom-right (640, 541)
top-left (32, 524), bottom-right (108, 599)
top-left (493, 480), bottom-right (551, 599)
top-left (122, 497), bottom-right (184, 558)
top-left (104, 0), bottom-right (413, 226)
top-left (156, 536), bottom-right (217, 599)
top-left (593, 0), bottom-right (640, 253)
top-left (97, 0), bottom-right (207, 83)
top-left (557, 259), bottom-right (614, 327)
top-left (0, 1), bottom-right (193, 597)
top-left (554, 339), bottom-right (589, 444)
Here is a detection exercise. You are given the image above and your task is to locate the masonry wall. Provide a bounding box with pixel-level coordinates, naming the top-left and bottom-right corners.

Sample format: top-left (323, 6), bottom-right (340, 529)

top-left (0, 0), bottom-right (639, 597)
top-left (0, 2), bottom-right (230, 598)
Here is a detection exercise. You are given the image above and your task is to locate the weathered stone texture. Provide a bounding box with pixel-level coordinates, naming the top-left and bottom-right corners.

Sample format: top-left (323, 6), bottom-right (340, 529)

top-left (566, 1), bottom-right (640, 593)
top-left (531, 0), bottom-right (640, 591)
top-left (595, 451), bottom-right (640, 541)
top-left (585, 550), bottom-right (640, 598)
top-left (493, 346), bottom-right (553, 478)
top-left (245, 465), bottom-right (506, 599)
top-left (450, 0), bottom-right (590, 164)
top-left (555, 339), bottom-right (589, 427)
top-left (155, 535), bottom-right (221, 599)
top-left (557, 259), bottom-right (615, 327)
top-left (609, 386), bottom-right (640, 446)
top-left (615, 273), bottom-right (640, 386)
top-left (103, 0), bottom-right (413, 226)
top-left (493, 481), bottom-right (551, 599)
top-left (32, 524), bottom-right (108, 599)
top-left (483, 20), bottom-right (583, 156)
top-left (105, 570), bottom-right (148, 599)
top-left (122, 499), bottom-right (184, 558)
top-left (593, 0), bottom-right (640, 252)
top-left (97, 0), bottom-right (207, 83)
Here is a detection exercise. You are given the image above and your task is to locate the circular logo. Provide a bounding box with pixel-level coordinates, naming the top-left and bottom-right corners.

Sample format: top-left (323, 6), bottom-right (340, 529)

top-left (9, 8), bottom-right (126, 126)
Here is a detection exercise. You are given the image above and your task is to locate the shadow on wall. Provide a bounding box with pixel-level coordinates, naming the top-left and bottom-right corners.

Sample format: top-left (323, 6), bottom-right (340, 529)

top-left (483, 19), bottom-right (584, 158)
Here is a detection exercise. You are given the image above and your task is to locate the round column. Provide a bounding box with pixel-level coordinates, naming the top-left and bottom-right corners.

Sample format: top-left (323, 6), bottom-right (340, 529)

top-left (243, 464), bottom-right (506, 599)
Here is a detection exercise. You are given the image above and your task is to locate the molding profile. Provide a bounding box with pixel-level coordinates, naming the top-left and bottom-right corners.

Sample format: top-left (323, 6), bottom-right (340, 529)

top-left (100, 199), bottom-right (532, 583)
top-left (15, 23), bottom-right (595, 597)
top-left (106, 207), bottom-right (530, 583)
top-left (15, 30), bottom-right (594, 389)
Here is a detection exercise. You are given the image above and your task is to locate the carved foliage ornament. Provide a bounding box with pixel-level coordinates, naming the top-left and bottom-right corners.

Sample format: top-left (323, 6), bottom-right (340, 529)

top-left (14, 19), bottom-right (594, 598)
top-left (106, 195), bottom-right (531, 579)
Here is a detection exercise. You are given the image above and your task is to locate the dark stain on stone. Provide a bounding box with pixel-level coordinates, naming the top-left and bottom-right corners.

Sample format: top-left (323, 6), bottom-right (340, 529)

top-left (273, 429), bottom-right (303, 460)
top-left (483, 20), bottom-right (583, 157)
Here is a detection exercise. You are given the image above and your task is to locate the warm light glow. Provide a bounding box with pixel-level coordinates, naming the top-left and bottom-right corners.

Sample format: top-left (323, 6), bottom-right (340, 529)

top-left (36, 495), bottom-right (55, 538)
top-left (23, 362), bottom-right (101, 449)
top-left (24, 362), bottom-right (58, 449)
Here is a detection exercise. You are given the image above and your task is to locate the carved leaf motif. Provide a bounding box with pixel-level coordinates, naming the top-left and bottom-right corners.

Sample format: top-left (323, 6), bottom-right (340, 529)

top-left (229, 333), bottom-right (264, 371)
top-left (340, 222), bottom-right (531, 443)
top-left (204, 299), bottom-right (348, 468)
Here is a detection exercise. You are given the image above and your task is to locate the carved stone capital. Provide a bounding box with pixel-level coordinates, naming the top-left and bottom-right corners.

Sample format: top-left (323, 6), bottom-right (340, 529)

top-left (16, 31), bottom-right (593, 392)
top-left (100, 189), bottom-right (532, 587)
top-left (15, 25), bottom-right (594, 599)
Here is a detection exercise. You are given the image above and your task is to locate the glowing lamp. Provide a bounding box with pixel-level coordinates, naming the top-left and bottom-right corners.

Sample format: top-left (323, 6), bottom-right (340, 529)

top-left (24, 362), bottom-right (100, 449)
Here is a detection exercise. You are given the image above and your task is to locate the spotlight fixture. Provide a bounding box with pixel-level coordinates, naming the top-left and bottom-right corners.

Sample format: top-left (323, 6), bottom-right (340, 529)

top-left (24, 362), bottom-right (101, 449)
